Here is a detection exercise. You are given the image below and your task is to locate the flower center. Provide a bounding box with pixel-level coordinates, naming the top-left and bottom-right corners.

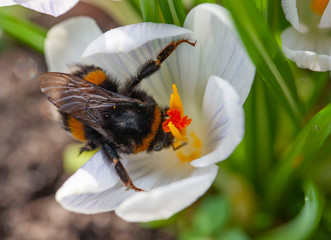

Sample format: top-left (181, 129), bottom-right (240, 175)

top-left (176, 132), bottom-right (202, 162)
top-left (311, 0), bottom-right (329, 16)
top-left (162, 84), bottom-right (192, 140)
top-left (162, 84), bottom-right (202, 162)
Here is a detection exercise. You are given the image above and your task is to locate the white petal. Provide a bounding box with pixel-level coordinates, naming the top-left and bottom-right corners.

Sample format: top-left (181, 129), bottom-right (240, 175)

top-left (281, 27), bottom-right (331, 71)
top-left (281, 0), bottom-right (302, 32)
top-left (45, 16), bottom-right (102, 72)
top-left (0, 0), bottom-right (17, 6)
top-left (320, 1), bottom-right (331, 28)
top-left (191, 76), bottom-right (244, 167)
top-left (82, 23), bottom-right (195, 59)
top-left (55, 149), bottom-right (189, 214)
top-left (55, 151), bottom-right (128, 213)
top-left (147, 32), bottom-right (200, 108)
top-left (184, 3), bottom-right (255, 104)
top-left (81, 22), bottom-right (197, 105)
top-left (56, 151), bottom-right (120, 198)
top-left (116, 164), bottom-right (218, 222)
top-left (122, 150), bottom-right (195, 191)
top-left (56, 183), bottom-right (136, 214)
top-left (10, 0), bottom-right (79, 17)
top-left (56, 148), bottom-right (217, 219)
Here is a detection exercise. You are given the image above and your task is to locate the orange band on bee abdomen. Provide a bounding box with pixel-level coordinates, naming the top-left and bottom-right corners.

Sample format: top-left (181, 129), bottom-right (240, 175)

top-left (83, 69), bottom-right (107, 85)
top-left (67, 116), bottom-right (86, 141)
top-left (134, 106), bottom-right (161, 154)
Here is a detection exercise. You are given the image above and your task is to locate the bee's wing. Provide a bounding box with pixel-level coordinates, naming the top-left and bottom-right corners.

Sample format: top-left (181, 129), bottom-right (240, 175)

top-left (39, 72), bottom-right (141, 133)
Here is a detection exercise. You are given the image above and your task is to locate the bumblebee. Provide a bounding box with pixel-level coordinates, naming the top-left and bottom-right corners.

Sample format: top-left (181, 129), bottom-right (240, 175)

top-left (40, 39), bottom-right (196, 191)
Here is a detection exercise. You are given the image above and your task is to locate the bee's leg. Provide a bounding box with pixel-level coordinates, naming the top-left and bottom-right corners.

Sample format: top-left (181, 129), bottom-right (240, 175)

top-left (127, 39), bottom-right (196, 92)
top-left (102, 143), bottom-right (144, 192)
top-left (79, 141), bottom-right (98, 154)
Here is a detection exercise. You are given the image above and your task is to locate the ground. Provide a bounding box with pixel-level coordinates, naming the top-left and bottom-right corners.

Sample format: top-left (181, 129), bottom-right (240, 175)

top-left (0, 2), bottom-right (175, 240)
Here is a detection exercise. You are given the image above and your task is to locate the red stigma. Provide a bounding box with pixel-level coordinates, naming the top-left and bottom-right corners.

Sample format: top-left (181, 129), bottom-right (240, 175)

top-left (162, 109), bottom-right (192, 132)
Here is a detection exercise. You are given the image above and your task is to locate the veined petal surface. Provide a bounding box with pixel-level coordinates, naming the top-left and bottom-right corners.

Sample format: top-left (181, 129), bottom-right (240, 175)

top-left (191, 76), bottom-right (244, 167)
top-left (56, 151), bottom-right (124, 213)
top-left (81, 22), bottom-right (197, 106)
top-left (184, 4), bottom-right (255, 104)
top-left (56, 149), bottom-right (217, 218)
top-left (116, 161), bottom-right (218, 222)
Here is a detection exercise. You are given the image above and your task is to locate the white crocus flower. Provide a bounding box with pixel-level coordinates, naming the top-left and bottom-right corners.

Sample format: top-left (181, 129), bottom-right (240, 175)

top-left (45, 3), bottom-right (255, 222)
top-left (0, 0), bottom-right (79, 16)
top-left (282, 0), bottom-right (331, 71)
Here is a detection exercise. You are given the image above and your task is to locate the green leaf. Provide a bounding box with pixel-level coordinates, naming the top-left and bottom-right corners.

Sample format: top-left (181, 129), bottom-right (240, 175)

top-left (222, 0), bottom-right (303, 126)
top-left (306, 71), bottom-right (330, 109)
top-left (128, 0), bottom-right (142, 16)
top-left (171, 0), bottom-right (186, 26)
top-left (179, 232), bottom-right (210, 240)
top-left (244, 77), bottom-right (276, 188)
top-left (192, 195), bottom-right (230, 235)
top-left (158, 0), bottom-right (174, 24)
top-left (193, 0), bottom-right (217, 6)
top-left (218, 228), bottom-right (251, 240)
top-left (179, 195), bottom-right (230, 240)
top-left (165, 0), bottom-right (186, 26)
top-left (254, 0), bottom-right (267, 12)
top-left (140, 212), bottom-right (179, 229)
top-left (266, 0), bottom-right (289, 33)
top-left (91, 0), bottom-right (143, 25)
top-left (139, 0), bottom-right (160, 22)
top-left (322, 205), bottom-right (331, 234)
top-left (0, 9), bottom-right (46, 53)
top-left (266, 103), bottom-right (331, 207)
top-left (258, 181), bottom-right (323, 240)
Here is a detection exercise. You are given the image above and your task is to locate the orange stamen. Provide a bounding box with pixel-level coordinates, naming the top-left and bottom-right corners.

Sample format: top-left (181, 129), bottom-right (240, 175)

top-left (162, 84), bottom-right (192, 140)
top-left (311, 0), bottom-right (329, 16)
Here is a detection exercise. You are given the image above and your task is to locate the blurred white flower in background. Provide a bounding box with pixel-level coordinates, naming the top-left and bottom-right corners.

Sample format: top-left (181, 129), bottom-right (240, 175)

top-left (281, 0), bottom-right (331, 71)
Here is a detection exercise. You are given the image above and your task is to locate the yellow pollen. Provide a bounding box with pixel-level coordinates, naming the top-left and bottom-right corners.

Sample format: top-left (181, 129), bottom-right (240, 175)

top-left (311, 0), bottom-right (329, 16)
top-left (176, 131), bottom-right (202, 163)
top-left (177, 150), bottom-right (200, 163)
top-left (191, 132), bottom-right (202, 148)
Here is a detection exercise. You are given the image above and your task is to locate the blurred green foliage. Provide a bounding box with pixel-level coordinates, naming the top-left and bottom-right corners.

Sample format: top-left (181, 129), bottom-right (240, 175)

top-left (0, 7), bottom-right (46, 53)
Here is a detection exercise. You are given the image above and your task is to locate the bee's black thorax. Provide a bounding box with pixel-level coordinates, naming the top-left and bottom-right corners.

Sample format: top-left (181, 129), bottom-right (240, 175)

top-left (59, 65), bottom-right (174, 155)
